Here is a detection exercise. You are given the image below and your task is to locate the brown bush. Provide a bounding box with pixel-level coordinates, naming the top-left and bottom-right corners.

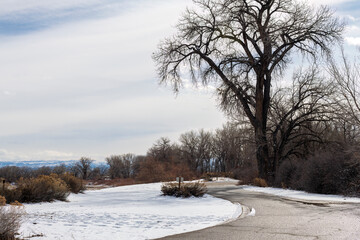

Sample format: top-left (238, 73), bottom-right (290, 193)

top-left (0, 202), bottom-right (24, 240)
top-left (0, 185), bottom-right (21, 204)
top-left (136, 158), bottom-right (196, 183)
top-left (136, 159), bottom-right (169, 183)
top-left (59, 173), bottom-right (85, 194)
top-left (253, 178), bottom-right (268, 187)
top-left (161, 182), bottom-right (207, 198)
top-left (17, 174), bottom-right (69, 203)
top-left (9, 201), bottom-right (23, 207)
top-left (0, 196), bottom-right (5, 206)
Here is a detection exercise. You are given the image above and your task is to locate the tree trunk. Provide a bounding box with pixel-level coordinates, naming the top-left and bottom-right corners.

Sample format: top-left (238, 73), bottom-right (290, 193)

top-left (255, 126), bottom-right (270, 180)
top-left (254, 71), bottom-right (272, 181)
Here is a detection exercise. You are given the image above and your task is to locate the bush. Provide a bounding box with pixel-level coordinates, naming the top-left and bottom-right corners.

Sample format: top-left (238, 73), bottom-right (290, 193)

top-left (0, 196), bottom-right (5, 206)
top-left (232, 163), bottom-right (258, 184)
top-left (0, 197), bottom-right (24, 240)
top-left (0, 185), bottom-right (21, 204)
top-left (161, 182), bottom-right (207, 198)
top-left (253, 178), bottom-right (268, 187)
top-left (136, 158), bottom-right (196, 183)
top-left (59, 173), bottom-right (84, 194)
top-left (17, 174), bottom-right (69, 203)
top-left (275, 146), bottom-right (360, 196)
top-left (274, 160), bottom-right (299, 189)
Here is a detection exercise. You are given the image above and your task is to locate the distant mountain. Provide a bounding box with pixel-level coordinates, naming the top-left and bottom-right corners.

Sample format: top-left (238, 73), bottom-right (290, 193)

top-left (0, 160), bottom-right (77, 168)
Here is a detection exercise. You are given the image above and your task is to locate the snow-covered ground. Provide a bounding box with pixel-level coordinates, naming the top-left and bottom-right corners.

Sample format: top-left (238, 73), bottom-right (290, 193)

top-left (20, 183), bottom-right (242, 240)
top-left (242, 186), bottom-right (360, 203)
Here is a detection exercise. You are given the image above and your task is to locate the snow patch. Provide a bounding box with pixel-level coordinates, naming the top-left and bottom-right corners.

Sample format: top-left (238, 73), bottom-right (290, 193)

top-left (242, 186), bottom-right (360, 203)
top-left (20, 183), bottom-right (241, 240)
top-left (247, 208), bottom-right (256, 217)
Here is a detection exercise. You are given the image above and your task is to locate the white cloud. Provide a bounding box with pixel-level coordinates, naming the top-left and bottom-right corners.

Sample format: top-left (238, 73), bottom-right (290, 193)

top-left (0, 0), bottom-right (227, 161)
top-left (345, 37), bottom-right (360, 46)
top-left (0, 0), bottom-right (101, 16)
top-left (306, 0), bottom-right (355, 6)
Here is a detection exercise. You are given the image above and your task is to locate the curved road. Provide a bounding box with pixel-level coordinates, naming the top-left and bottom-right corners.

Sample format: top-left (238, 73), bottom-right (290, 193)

top-left (158, 184), bottom-right (360, 240)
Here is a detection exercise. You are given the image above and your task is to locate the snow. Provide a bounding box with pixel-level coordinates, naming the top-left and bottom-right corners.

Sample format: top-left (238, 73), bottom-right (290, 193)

top-left (242, 186), bottom-right (360, 203)
top-left (247, 208), bottom-right (256, 217)
top-left (20, 183), bottom-right (242, 240)
top-left (209, 177), bottom-right (239, 183)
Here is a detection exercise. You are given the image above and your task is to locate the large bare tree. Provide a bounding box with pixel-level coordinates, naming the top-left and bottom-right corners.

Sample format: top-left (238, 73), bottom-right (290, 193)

top-left (153, 0), bottom-right (344, 179)
top-left (268, 66), bottom-right (336, 172)
top-left (329, 50), bottom-right (360, 136)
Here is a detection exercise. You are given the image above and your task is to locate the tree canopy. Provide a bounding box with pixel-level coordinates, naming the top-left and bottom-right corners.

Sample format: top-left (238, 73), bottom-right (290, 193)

top-left (153, 0), bottom-right (344, 180)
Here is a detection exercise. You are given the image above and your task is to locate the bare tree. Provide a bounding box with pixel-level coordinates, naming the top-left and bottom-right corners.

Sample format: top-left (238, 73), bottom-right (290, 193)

top-left (106, 154), bottom-right (135, 179)
top-left (212, 123), bottom-right (252, 172)
top-left (179, 129), bottom-right (213, 173)
top-left (268, 66), bottom-right (336, 173)
top-left (328, 50), bottom-right (360, 143)
top-left (147, 137), bottom-right (180, 163)
top-left (75, 157), bottom-right (94, 180)
top-left (153, 0), bottom-right (344, 179)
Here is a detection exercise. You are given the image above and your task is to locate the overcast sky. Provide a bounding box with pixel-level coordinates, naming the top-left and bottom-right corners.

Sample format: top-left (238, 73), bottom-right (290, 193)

top-left (0, 0), bottom-right (359, 162)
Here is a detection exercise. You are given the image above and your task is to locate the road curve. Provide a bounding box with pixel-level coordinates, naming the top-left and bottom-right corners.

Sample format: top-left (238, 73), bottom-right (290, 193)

top-left (157, 184), bottom-right (360, 240)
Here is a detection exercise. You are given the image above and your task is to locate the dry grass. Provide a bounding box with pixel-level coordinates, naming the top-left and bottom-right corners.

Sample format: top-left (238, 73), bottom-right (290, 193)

top-left (0, 196), bottom-right (25, 240)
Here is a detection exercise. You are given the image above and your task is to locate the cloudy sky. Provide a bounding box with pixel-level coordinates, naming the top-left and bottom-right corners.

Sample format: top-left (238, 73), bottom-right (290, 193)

top-left (0, 0), bottom-right (359, 162)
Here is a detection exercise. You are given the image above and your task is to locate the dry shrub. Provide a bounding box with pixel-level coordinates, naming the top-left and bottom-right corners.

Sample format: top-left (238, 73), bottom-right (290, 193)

top-left (59, 173), bottom-right (85, 194)
top-left (9, 201), bottom-right (22, 207)
top-left (0, 185), bottom-right (21, 204)
top-left (298, 149), bottom-right (359, 195)
top-left (136, 159), bottom-right (169, 183)
top-left (18, 174), bottom-right (69, 203)
top-left (0, 198), bottom-right (25, 240)
top-left (232, 163), bottom-right (258, 184)
top-left (136, 158), bottom-right (196, 183)
top-left (253, 178), bottom-right (268, 187)
top-left (274, 160), bottom-right (300, 188)
top-left (0, 196), bottom-right (5, 206)
top-left (275, 146), bottom-right (360, 196)
top-left (161, 182), bottom-right (207, 198)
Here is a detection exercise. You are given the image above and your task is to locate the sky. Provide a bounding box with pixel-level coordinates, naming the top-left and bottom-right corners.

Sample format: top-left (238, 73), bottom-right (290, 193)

top-left (0, 0), bottom-right (359, 162)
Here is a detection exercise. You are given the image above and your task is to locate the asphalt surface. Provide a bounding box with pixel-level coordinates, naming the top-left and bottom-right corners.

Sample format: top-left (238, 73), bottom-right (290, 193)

top-left (157, 184), bottom-right (360, 240)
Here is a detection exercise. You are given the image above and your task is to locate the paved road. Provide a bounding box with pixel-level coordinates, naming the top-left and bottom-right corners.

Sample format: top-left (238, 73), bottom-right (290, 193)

top-left (158, 185), bottom-right (360, 240)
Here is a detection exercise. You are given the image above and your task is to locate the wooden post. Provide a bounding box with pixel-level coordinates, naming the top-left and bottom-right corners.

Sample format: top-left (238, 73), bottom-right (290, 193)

top-left (2, 180), bottom-right (5, 192)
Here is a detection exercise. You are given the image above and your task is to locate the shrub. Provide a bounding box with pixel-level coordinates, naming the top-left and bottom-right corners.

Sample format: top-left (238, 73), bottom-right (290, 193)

top-left (253, 178), bottom-right (268, 187)
top-left (0, 185), bottom-right (21, 204)
top-left (274, 145), bottom-right (360, 196)
top-left (17, 174), bottom-right (69, 203)
top-left (0, 196), bottom-right (5, 206)
top-left (0, 198), bottom-right (24, 240)
top-left (232, 163), bottom-right (258, 184)
top-left (9, 201), bottom-right (23, 207)
top-left (161, 182), bottom-right (207, 198)
top-left (136, 158), bottom-right (196, 183)
top-left (136, 159), bottom-right (170, 183)
top-left (59, 173), bottom-right (84, 194)
top-left (274, 160), bottom-right (299, 188)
